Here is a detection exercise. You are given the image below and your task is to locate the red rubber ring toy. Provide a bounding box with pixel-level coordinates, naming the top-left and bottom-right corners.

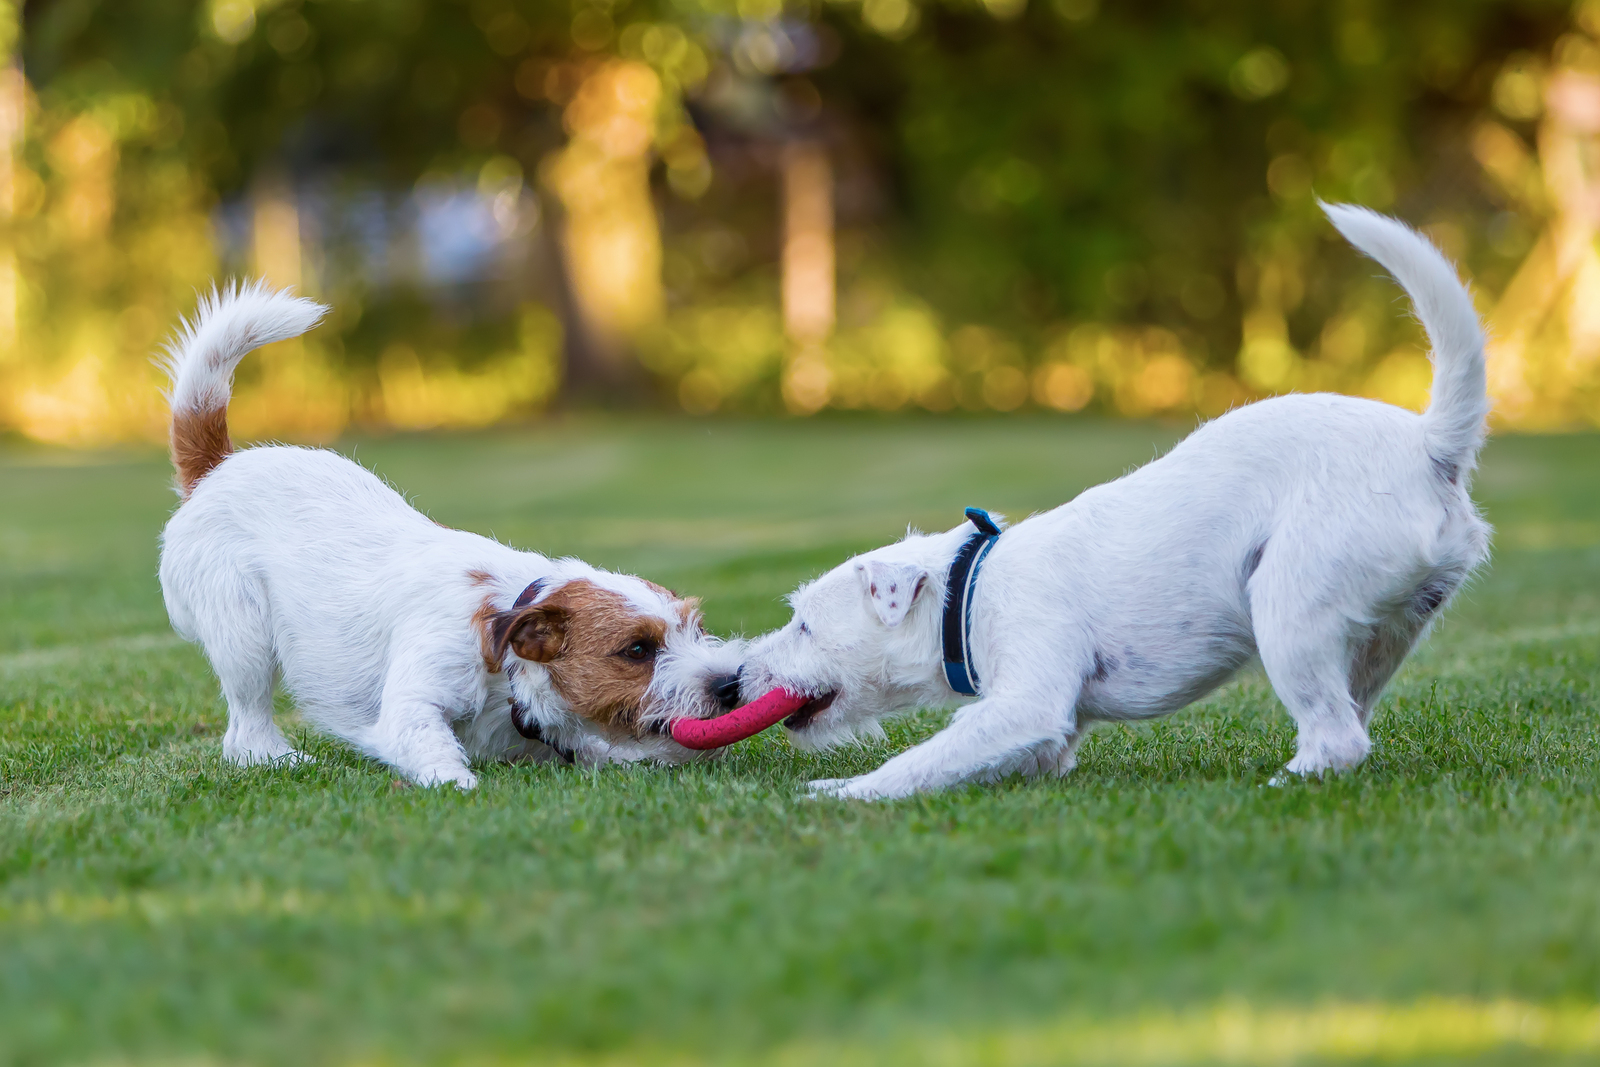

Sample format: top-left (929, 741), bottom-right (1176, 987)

top-left (669, 688), bottom-right (811, 750)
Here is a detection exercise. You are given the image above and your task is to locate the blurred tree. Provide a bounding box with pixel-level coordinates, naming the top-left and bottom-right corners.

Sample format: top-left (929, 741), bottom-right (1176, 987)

top-left (7, 0), bottom-right (1596, 435)
top-left (0, 0), bottom-right (21, 359)
top-left (795, 0), bottom-right (1574, 414)
top-left (23, 0), bottom-right (665, 401)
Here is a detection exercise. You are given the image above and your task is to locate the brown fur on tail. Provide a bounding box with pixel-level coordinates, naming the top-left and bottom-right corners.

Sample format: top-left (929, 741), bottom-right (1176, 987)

top-left (172, 405), bottom-right (232, 498)
top-left (161, 282), bottom-right (329, 497)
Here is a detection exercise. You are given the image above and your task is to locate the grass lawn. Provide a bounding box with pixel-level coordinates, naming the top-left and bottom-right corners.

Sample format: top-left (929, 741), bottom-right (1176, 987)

top-left (2, 415), bottom-right (1599, 1066)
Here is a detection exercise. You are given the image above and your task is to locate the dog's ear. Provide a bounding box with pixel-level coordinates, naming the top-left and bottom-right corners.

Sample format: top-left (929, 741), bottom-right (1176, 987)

top-left (491, 604), bottom-right (569, 663)
top-left (855, 560), bottom-right (929, 628)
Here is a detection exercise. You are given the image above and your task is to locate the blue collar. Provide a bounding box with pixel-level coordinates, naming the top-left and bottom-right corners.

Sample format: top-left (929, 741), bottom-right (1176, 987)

top-left (941, 507), bottom-right (1001, 696)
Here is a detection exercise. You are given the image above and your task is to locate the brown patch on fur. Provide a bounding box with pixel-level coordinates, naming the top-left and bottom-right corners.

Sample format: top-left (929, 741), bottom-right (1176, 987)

top-left (676, 596), bottom-right (704, 632)
top-left (478, 578), bottom-right (672, 733)
top-left (505, 606), bottom-right (567, 664)
top-left (645, 579), bottom-right (709, 634)
top-left (466, 569), bottom-right (493, 586)
top-left (472, 596), bottom-right (504, 672)
top-left (171, 405), bottom-right (232, 497)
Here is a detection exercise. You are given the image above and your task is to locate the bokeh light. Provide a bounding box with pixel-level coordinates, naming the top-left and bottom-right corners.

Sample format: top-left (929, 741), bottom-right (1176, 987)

top-left (3, 1), bottom-right (1600, 442)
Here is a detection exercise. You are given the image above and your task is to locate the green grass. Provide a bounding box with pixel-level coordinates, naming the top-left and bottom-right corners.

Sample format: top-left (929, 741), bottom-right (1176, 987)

top-left (2, 416), bottom-right (1599, 1066)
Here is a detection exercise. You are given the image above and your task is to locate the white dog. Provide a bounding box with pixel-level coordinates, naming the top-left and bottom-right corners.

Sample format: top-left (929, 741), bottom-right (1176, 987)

top-left (738, 204), bottom-right (1492, 800)
top-left (158, 283), bottom-right (744, 789)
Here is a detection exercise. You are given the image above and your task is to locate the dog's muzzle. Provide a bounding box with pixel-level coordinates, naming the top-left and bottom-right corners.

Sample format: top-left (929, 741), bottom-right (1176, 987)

top-left (710, 672), bottom-right (742, 711)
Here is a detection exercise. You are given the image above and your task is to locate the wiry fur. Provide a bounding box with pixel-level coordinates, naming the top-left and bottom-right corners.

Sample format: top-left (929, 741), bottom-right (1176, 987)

top-left (738, 205), bottom-right (1493, 800)
top-left (162, 281), bottom-right (328, 497)
top-left (158, 282), bottom-right (743, 789)
top-left (1322, 203), bottom-right (1490, 482)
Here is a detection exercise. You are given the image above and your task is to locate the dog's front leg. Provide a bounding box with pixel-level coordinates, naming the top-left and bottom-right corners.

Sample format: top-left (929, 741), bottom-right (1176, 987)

top-left (363, 694), bottom-right (477, 789)
top-left (360, 655), bottom-right (479, 790)
top-left (810, 691), bottom-right (1077, 801)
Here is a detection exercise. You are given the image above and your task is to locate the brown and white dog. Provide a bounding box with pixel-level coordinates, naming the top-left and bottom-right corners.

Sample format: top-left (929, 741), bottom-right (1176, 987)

top-left (157, 283), bottom-right (744, 789)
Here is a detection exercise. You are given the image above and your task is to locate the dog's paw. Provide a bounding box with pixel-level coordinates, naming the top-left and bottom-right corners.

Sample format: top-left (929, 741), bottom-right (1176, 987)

top-left (574, 737), bottom-right (617, 768)
top-left (1283, 745), bottom-right (1367, 778)
top-left (1285, 724), bottom-right (1371, 777)
top-left (224, 745), bottom-right (312, 768)
top-left (415, 767), bottom-right (478, 791)
top-left (1018, 738), bottom-right (1079, 779)
top-left (805, 775), bottom-right (904, 801)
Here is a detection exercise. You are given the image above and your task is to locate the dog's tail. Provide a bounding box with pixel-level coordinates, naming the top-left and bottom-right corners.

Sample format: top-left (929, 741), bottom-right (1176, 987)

top-left (161, 281), bottom-right (329, 498)
top-left (1322, 202), bottom-right (1489, 481)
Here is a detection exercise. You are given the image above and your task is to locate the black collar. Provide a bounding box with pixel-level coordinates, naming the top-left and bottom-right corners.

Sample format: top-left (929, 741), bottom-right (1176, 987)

top-left (941, 507), bottom-right (1001, 696)
top-left (509, 693), bottom-right (576, 764)
top-left (512, 577), bottom-right (546, 609)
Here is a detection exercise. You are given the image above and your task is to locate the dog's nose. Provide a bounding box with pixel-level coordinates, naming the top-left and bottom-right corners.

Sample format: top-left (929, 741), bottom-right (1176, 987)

top-left (711, 672), bottom-right (742, 710)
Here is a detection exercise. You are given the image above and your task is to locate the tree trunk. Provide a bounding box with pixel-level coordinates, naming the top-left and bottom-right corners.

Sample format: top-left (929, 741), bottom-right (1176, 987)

top-left (535, 188), bottom-right (637, 403)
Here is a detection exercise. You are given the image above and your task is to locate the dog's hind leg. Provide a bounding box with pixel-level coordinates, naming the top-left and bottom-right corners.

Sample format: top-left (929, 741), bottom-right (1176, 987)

top-left (1250, 578), bottom-right (1371, 776)
top-left (1349, 572), bottom-right (1462, 726)
top-left (217, 659), bottom-right (304, 765)
top-left (1349, 620), bottom-right (1425, 727)
top-left (204, 596), bottom-right (305, 767)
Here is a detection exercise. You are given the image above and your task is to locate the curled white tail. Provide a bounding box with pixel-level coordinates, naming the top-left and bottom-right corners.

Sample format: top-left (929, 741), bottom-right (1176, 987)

top-left (162, 280), bottom-right (329, 497)
top-left (1321, 202), bottom-right (1490, 480)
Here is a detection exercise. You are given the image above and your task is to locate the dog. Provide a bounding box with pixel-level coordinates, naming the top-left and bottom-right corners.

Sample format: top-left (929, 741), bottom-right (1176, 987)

top-left (737, 204), bottom-right (1492, 800)
top-left (157, 283), bottom-right (744, 789)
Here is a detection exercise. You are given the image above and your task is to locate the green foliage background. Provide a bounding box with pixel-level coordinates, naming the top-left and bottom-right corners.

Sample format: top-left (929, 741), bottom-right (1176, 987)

top-left (2, 0), bottom-right (1591, 434)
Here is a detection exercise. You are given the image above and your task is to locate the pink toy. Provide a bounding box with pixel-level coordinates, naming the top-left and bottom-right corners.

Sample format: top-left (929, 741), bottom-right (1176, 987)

top-left (669, 688), bottom-right (811, 750)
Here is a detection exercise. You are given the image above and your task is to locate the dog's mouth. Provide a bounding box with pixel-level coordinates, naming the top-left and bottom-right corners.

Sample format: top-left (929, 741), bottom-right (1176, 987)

top-left (783, 691), bottom-right (837, 730)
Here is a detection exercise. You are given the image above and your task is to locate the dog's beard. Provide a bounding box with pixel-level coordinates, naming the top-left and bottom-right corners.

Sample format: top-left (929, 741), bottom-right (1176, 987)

top-left (636, 637), bottom-right (747, 735)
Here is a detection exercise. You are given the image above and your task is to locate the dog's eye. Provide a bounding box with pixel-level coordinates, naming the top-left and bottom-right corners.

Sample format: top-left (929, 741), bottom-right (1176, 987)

top-left (620, 639), bottom-right (658, 662)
